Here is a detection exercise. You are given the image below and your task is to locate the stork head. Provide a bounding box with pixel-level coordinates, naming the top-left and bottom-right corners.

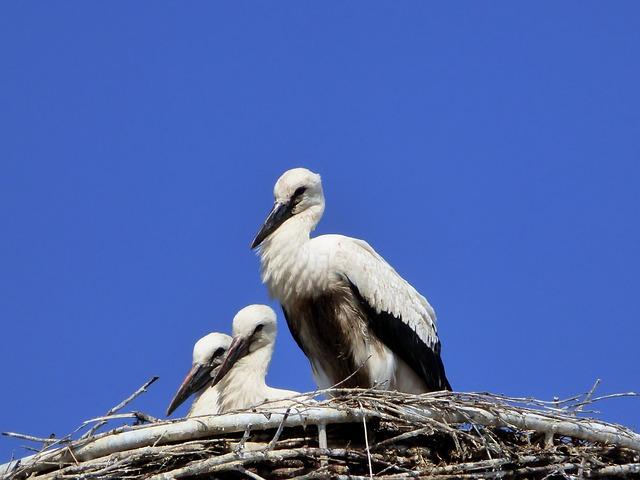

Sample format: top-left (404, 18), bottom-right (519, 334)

top-left (251, 168), bottom-right (324, 249)
top-left (212, 305), bottom-right (277, 385)
top-left (166, 332), bottom-right (232, 416)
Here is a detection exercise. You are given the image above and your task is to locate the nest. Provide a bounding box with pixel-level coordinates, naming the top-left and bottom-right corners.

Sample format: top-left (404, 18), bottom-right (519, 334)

top-left (2, 381), bottom-right (639, 479)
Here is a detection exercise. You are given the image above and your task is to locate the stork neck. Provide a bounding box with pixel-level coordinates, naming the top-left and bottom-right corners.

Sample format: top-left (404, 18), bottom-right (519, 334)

top-left (219, 346), bottom-right (271, 391)
top-left (189, 383), bottom-right (220, 416)
top-left (258, 224), bottom-right (310, 303)
top-left (268, 213), bottom-right (315, 248)
top-left (217, 347), bottom-right (273, 411)
top-left (258, 207), bottom-right (327, 302)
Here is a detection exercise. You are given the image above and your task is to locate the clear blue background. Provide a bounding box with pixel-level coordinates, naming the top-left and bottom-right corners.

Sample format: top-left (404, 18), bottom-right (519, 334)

top-left (1, 2), bottom-right (638, 461)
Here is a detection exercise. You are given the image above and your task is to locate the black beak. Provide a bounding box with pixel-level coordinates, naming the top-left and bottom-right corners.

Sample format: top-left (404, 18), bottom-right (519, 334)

top-left (166, 363), bottom-right (214, 416)
top-left (211, 335), bottom-right (251, 386)
top-left (251, 201), bottom-right (294, 249)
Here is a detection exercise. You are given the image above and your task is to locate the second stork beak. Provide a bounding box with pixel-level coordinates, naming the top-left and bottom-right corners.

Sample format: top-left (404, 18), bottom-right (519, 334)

top-left (166, 363), bottom-right (214, 416)
top-left (251, 201), bottom-right (294, 249)
top-left (211, 335), bottom-right (251, 386)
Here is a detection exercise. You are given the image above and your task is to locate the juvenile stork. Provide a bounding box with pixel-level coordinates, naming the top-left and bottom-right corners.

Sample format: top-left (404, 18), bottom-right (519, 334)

top-left (251, 168), bottom-right (451, 393)
top-left (166, 332), bottom-right (232, 417)
top-left (211, 304), bottom-right (299, 413)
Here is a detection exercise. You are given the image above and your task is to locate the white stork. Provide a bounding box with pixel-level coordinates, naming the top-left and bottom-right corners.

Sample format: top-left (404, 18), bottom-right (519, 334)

top-left (251, 168), bottom-right (451, 393)
top-left (210, 304), bottom-right (299, 413)
top-left (166, 332), bottom-right (232, 417)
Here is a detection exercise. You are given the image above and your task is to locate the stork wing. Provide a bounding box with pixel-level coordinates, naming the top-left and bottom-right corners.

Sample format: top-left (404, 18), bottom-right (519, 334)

top-left (281, 306), bottom-right (309, 357)
top-left (332, 237), bottom-right (451, 391)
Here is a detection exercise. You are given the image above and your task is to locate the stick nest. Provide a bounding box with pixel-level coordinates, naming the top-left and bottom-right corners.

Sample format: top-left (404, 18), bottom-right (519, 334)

top-left (2, 387), bottom-right (639, 479)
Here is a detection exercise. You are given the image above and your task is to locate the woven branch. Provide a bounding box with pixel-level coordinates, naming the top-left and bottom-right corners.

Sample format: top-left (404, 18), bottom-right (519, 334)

top-left (1, 389), bottom-right (638, 479)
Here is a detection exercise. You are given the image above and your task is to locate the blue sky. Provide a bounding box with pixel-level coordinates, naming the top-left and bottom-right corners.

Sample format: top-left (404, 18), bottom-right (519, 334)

top-left (1, 2), bottom-right (639, 461)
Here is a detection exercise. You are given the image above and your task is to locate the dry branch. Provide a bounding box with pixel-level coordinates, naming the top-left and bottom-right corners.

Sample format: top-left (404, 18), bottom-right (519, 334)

top-left (81, 376), bottom-right (159, 439)
top-left (1, 388), bottom-right (638, 480)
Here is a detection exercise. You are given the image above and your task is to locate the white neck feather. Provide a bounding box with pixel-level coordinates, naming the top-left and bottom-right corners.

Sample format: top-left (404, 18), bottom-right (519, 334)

top-left (258, 208), bottom-right (328, 303)
top-left (188, 384), bottom-right (220, 417)
top-left (217, 347), bottom-right (272, 412)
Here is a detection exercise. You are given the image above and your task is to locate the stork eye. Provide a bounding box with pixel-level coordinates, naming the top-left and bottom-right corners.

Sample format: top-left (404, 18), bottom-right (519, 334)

top-left (293, 186), bottom-right (307, 198)
top-left (254, 324), bottom-right (264, 334)
top-left (213, 347), bottom-right (225, 357)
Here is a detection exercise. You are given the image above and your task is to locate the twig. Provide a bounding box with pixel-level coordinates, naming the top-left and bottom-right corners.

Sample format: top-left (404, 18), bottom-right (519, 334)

top-left (358, 401), bottom-right (374, 480)
top-left (30, 440), bottom-right (226, 480)
top-left (587, 463), bottom-right (640, 477)
top-left (65, 446), bottom-right (79, 466)
top-left (19, 446), bottom-right (40, 453)
top-left (575, 379), bottom-right (601, 414)
top-left (571, 392), bottom-right (639, 410)
top-left (234, 424), bottom-right (252, 454)
top-left (329, 355), bottom-right (373, 391)
top-left (81, 376), bottom-right (159, 439)
top-left (266, 408), bottom-right (291, 451)
top-left (371, 426), bottom-right (434, 450)
top-left (1, 433), bottom-right (59, 445)
top-left (133, 411), bottom-right (159, 424)
top-left (147, 448), bottom-right (354, 480)
top-left (235, 465), bottom-right (268, 480)
top-left (421, 453), bottom-right (568, 475)
top-left (80, 412), bottom-right (152, 425)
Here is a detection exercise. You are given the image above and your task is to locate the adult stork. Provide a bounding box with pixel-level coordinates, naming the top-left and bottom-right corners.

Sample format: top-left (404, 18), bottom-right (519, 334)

top-left (166, 332), bottom-right (232, 417)
top-left (251, 168), bottom-right (451, 393)
top-left (211, 304), bottom-right (299, 413)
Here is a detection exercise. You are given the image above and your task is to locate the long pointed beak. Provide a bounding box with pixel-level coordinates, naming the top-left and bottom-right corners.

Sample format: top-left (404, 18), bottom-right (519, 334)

top-left (251, 201), bottom-right (294, 249)
top-left (166, 363), bottom-right (214, 416)
top-left (211, 335), bottom-right (251, 386)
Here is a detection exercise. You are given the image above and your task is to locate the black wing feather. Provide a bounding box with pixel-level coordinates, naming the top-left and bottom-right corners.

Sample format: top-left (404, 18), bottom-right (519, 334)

top-left (348, 280), bottom-right (452, 391)
top-left (281, 305), bottom-right (310, 356)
